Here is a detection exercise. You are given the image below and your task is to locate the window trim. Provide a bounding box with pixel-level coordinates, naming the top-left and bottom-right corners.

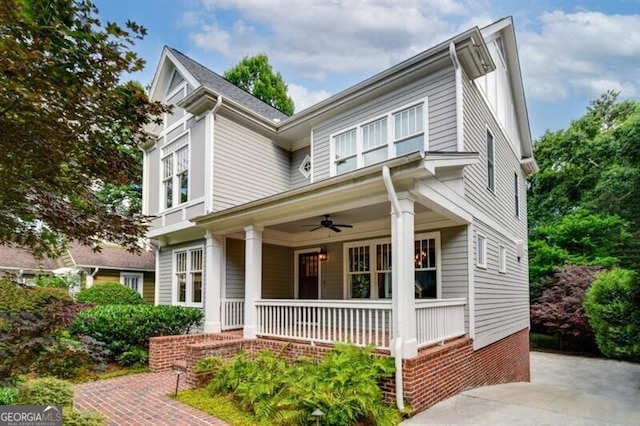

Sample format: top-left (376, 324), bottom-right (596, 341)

top-left (298, 155), bottom-right (312, 179)
top-left (172, 244), bottom-right (204, 307)
top-left (342, 231), bottom-right (441, 299)
top-left (160, 130), bottom-right (191, 211)
top-left (476, 233), bottom-right (487, 269)
top-left (486, 129), bottom-right (495, 192)
top-left (120, 272), bottom-right (144, 297)
top-left (330, 97), bottom-right (428, 176)
top-left (498, 245), bottom-right (507, 273)
top-left (514, 171), bottom-right (520, 218)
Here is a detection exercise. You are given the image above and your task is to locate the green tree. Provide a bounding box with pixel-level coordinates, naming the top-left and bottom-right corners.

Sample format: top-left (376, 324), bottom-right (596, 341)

top-left (0, 0), bottom-right (168, 256)
top-left (224, 54), bottom-right (294, 115)
top-left (528, 93), bottom-right (640, 295)
top-left (584, 268), bottom-right (640, 361)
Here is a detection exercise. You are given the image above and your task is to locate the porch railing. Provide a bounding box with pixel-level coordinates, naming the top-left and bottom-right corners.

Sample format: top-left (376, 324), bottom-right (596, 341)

top-left (222, 298), bottom-right (245, 330)
top-left (415, 298), bottom-right (466, 348)
top-left (255, 300), bottom-right (393, 349)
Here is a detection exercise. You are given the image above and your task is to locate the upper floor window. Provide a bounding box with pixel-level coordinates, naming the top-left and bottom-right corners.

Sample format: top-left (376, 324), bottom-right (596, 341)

top-left (486, 130), bottom-right (495, 192)
top-left (499, 245), bottom-right (507, 273)
top-left (161, 133), bottom-right (189, 209)
top-left (476, 233), bottom-right (487, 268)
top-left (332, 99), bottom-right (427, 176)
top-left (514, 172), bottom-right (520, 218)
top-left (175, 246), bottom-right (203, 306)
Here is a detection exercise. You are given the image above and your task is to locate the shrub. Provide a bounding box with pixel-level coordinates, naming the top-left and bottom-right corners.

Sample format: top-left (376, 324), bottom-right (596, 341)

top-left (35, 333), bottom-right (110, 379)
top-left (206, 345), bottom-right (401, 426)
top-left (76, 282), bottom-right (145, 305)
top-left (116, 346), bottom-right (149, 367)
top-left (61, 407), bottom-right (106, 426)
top-left (0, 279), bottom-right (72, 315)
top-left (17, 377), bottom-right (74, 406)
top-left (0, 387), bottom-right (18, 405)
top-left (584, 268), bottom-right (640, 361)
top-left (71, 304), bottom-right (203, 357)
top-left (34, 274), bottom-right (70, 289)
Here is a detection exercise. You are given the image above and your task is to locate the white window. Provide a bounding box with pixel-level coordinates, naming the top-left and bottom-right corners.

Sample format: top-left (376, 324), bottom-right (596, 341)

top-left (343, 232), bottom-right (440, 299)
top-left (514, 172), bottom-right (520, 218)
top-left (331, 99), bottom-right (427, 176)
top-left (120, 272), bottom-right (144, 296)
top-left (161, 133), bottom-right (189, 209)
top-left (487, 130), bottom-right (495, 192)
top-left (174, 246), bottom-right (203, 306)
top-left (476, 234), bottom-right (487, 268)
top-left (299, 155), bottom-right (312, 178)
top-left (499, 245), bottom-right (507, 273)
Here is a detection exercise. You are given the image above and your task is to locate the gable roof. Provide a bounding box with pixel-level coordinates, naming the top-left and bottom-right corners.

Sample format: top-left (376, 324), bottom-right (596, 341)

top-left (166, 47), bottom-right (289, 122)
top-left (67, 242), bottom-right (155, 271)
top-left (0, 245), bottom-right (64, 272)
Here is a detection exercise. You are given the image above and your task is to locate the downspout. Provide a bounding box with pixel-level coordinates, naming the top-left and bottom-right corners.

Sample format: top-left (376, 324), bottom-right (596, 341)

top-left (204, 96), bottom-right (223, 214)
top-left (382, 165), bottom-right (404, 411)
top-left (449, 42), bottom-right (464, 152)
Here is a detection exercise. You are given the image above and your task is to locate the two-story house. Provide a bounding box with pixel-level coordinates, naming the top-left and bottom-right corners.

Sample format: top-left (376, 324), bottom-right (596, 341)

top-left (144, 16), bottom-right (537, 412)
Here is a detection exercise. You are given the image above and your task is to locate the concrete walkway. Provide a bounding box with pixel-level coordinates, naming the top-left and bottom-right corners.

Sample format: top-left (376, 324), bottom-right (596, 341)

top-left (74, 371), bottom-right (228, 426)
top-left (403, 352), bottom-right (640, 425)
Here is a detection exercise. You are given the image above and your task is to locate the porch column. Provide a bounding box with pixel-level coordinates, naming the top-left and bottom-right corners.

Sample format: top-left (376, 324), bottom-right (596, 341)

top-left (204, 231), bottom-right (224, 333)
top-left (393, 193), bottom-right (418, 359)
top-left (243, 225), bottom-right (263, 339)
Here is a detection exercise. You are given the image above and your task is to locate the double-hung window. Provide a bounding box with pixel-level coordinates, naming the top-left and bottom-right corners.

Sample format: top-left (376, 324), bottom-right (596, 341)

top-left (344, 232), bottom-right (439, 300)
top-left (162, 133), bottom-right (189, 209)
top-left (175, 246), bottom-right (203, 305)
top-left (332, 99), bottom-right (427, 176)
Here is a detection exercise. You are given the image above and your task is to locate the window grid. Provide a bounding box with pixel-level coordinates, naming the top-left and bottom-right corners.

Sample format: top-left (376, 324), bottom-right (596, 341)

top-left (162, 134), bottom-right (189, 209)
top-left (348, 246), bottom-right (371, 299)
top-left (394, 104), bottom-right (423, 141)
top-left (175, 248), bottom-right (203, 305)
top-left (376, 243), bottom-right (392, 299)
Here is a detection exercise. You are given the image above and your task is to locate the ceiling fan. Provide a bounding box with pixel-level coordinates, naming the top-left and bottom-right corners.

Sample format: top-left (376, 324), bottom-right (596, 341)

top-left (304, 214), bottom-right (353, 233)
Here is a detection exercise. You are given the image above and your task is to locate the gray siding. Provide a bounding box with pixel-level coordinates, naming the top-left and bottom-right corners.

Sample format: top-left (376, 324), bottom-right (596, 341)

top-left (263, 244), bottom-right (294, 298)
top-left (213, 115), bottom-right (291, 211)
top-left (188, 117), bottom-right (206, 200)
top-left (225, 238), bottom-right (245, 299)
top-left (319, 242), bottom-right (344, 299)
top-left (440, 226), bottom-right (468, 299)
top-left (312, 67), bottom-right (457, 181)
top-left (291, 146), bottom-right (311, 189)
top-left (165, 89), bottom-right (186, 127)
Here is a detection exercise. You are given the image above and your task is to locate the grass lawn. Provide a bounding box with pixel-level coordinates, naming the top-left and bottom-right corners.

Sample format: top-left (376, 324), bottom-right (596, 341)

top-left (174, 388), bottom-right (261, 426)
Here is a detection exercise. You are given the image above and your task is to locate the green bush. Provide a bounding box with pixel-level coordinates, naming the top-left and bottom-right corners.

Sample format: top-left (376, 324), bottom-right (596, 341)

top-left (76, 282), bottom-right (145, 305)
top-left (34, 274), bottom-right (70, 289)
top-left (116, 346), bottom-right (149, 367)
top-left (62, 407), bottom-right (106, 426)
top-left (584, 268), bottom-right (640, 361)
top-left (17, 377), bottom-right (74, 406)
top-left (0, 279), bottom-right (72, 315)
top-left (71, 304), bottom-right (203, 357)
top-left (0, 387), bottom-right (19, 405)
top-left (206, 345), bottom-right (401, 426)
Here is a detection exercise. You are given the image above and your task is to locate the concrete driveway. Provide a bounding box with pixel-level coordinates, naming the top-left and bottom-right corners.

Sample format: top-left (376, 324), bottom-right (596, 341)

top-left (403, 352), bottom-right (640, 425)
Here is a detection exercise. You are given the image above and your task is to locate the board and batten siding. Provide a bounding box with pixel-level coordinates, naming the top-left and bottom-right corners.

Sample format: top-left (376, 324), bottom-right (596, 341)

top-left (213, 115), bottom-right (291, 212)
top-left (312, 67), bottom-right (457, 181)
top-left (291, 146), bottom-right (311, 189)
top-left (462, 71), bottom-right (530, 350)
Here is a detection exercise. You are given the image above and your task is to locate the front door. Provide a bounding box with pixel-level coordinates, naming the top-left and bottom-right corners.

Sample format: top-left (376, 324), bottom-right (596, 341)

top-left (298, 252), bottom-right (319, 299)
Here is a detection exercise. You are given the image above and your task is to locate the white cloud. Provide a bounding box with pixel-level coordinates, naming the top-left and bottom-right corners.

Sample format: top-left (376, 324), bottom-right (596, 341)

top-left (288, 84), bottom-right (332, 112)
top-left (519, 11), bottom-right (640, 101)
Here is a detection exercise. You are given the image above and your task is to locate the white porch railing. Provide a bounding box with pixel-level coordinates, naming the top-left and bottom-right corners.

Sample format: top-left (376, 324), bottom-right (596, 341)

top-left (222, 298), bottom-right (245, 330)
top-left (415, 298), bottom-right (466, 348)
top-left (255, 299), bottom-right (393, 349)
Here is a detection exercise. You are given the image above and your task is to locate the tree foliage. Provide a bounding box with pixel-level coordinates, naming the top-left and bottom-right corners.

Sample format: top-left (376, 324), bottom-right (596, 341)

top-left (0, 0), bottom-right (169, 256)
top-left (224, 54), bottom-right (295, 115)
top-left (530, 265), bottom-right (601, 341)
top-left (584, 268), bottom-right (640, 361)
top-left (528, 92), bottom-right (640, 295)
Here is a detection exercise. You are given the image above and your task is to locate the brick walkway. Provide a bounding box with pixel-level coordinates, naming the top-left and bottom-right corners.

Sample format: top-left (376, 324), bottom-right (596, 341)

top-left (74, 371), bottom-right (228, 426)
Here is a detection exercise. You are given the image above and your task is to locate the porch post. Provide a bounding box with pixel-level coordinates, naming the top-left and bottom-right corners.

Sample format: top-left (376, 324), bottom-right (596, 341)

top-left (203, 231), bottom-right (223, 333)
top-left (243, 225), bottom-right (263, 339)
top-left (396, 193), bottom-right (417, 358)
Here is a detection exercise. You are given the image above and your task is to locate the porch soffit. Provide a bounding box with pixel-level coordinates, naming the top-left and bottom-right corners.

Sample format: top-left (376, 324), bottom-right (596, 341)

top-left (192, 152), bottom-right (478, 235)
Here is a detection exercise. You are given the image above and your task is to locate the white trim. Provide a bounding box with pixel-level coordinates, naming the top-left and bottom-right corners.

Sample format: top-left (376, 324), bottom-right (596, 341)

top-left (120, 272), bottom-right (144, 297)
top-left (486, 127), bottom-right (495, 194)
top-left (160, 129), bottom-right (191, 212)
top-left (172, 243), bottom-right (205, 308)
top-left (514, 170), bottom-right (520, 219)
top-left (498, 244), bottom-right (507, 273)
top-left (467, 224), bottom-right (475, 340)
top-left (293, 247), bottom-right (322, 299)
top-left (329, 97), bottom-right (429, 177)
top-left (154, 247), bottom-right (160, 305)
top-left (476, 233), bottom-right (487, 269)
top-left (310, 127), bottom-right (316, 184)
top-left (298, 154), bottom-right (312, 179)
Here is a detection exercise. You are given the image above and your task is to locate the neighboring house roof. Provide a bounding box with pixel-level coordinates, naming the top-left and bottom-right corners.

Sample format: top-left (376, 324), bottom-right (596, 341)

top-left (167, 47), bottom-right (290, 122)
top-left (67, 242), bottom-right (155, 271)
top-left (0, 245), bottom-right (64, 272)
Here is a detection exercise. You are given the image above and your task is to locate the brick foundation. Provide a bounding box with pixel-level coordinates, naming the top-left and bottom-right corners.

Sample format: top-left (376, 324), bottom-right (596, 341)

top-left (149, 327), bottom-right (530, 416)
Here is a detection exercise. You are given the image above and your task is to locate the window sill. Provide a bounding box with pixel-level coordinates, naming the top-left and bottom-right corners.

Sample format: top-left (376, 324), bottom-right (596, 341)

top-left (174, 302), bottom-right (204, 309)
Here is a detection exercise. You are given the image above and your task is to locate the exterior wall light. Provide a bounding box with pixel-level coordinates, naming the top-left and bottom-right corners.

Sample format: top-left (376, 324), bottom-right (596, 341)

top-left (319, 246), bottom-right (328, 261)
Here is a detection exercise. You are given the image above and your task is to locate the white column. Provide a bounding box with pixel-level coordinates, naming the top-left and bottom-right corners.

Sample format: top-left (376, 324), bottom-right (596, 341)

top-left (204, 231), bottom-right (224, 333)
top-left (243, 225), bottom-right (263, 339)
top-left (395, 193), bottom-right (417, 359)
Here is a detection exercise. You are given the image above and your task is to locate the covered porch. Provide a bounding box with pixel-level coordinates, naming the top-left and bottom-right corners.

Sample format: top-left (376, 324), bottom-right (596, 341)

top-left (196, 153), bottom-right (477, 359)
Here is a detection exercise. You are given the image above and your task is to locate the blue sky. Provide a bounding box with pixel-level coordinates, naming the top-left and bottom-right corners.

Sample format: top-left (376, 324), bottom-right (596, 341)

top-left (95, 0), bottom-right (639, 140)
